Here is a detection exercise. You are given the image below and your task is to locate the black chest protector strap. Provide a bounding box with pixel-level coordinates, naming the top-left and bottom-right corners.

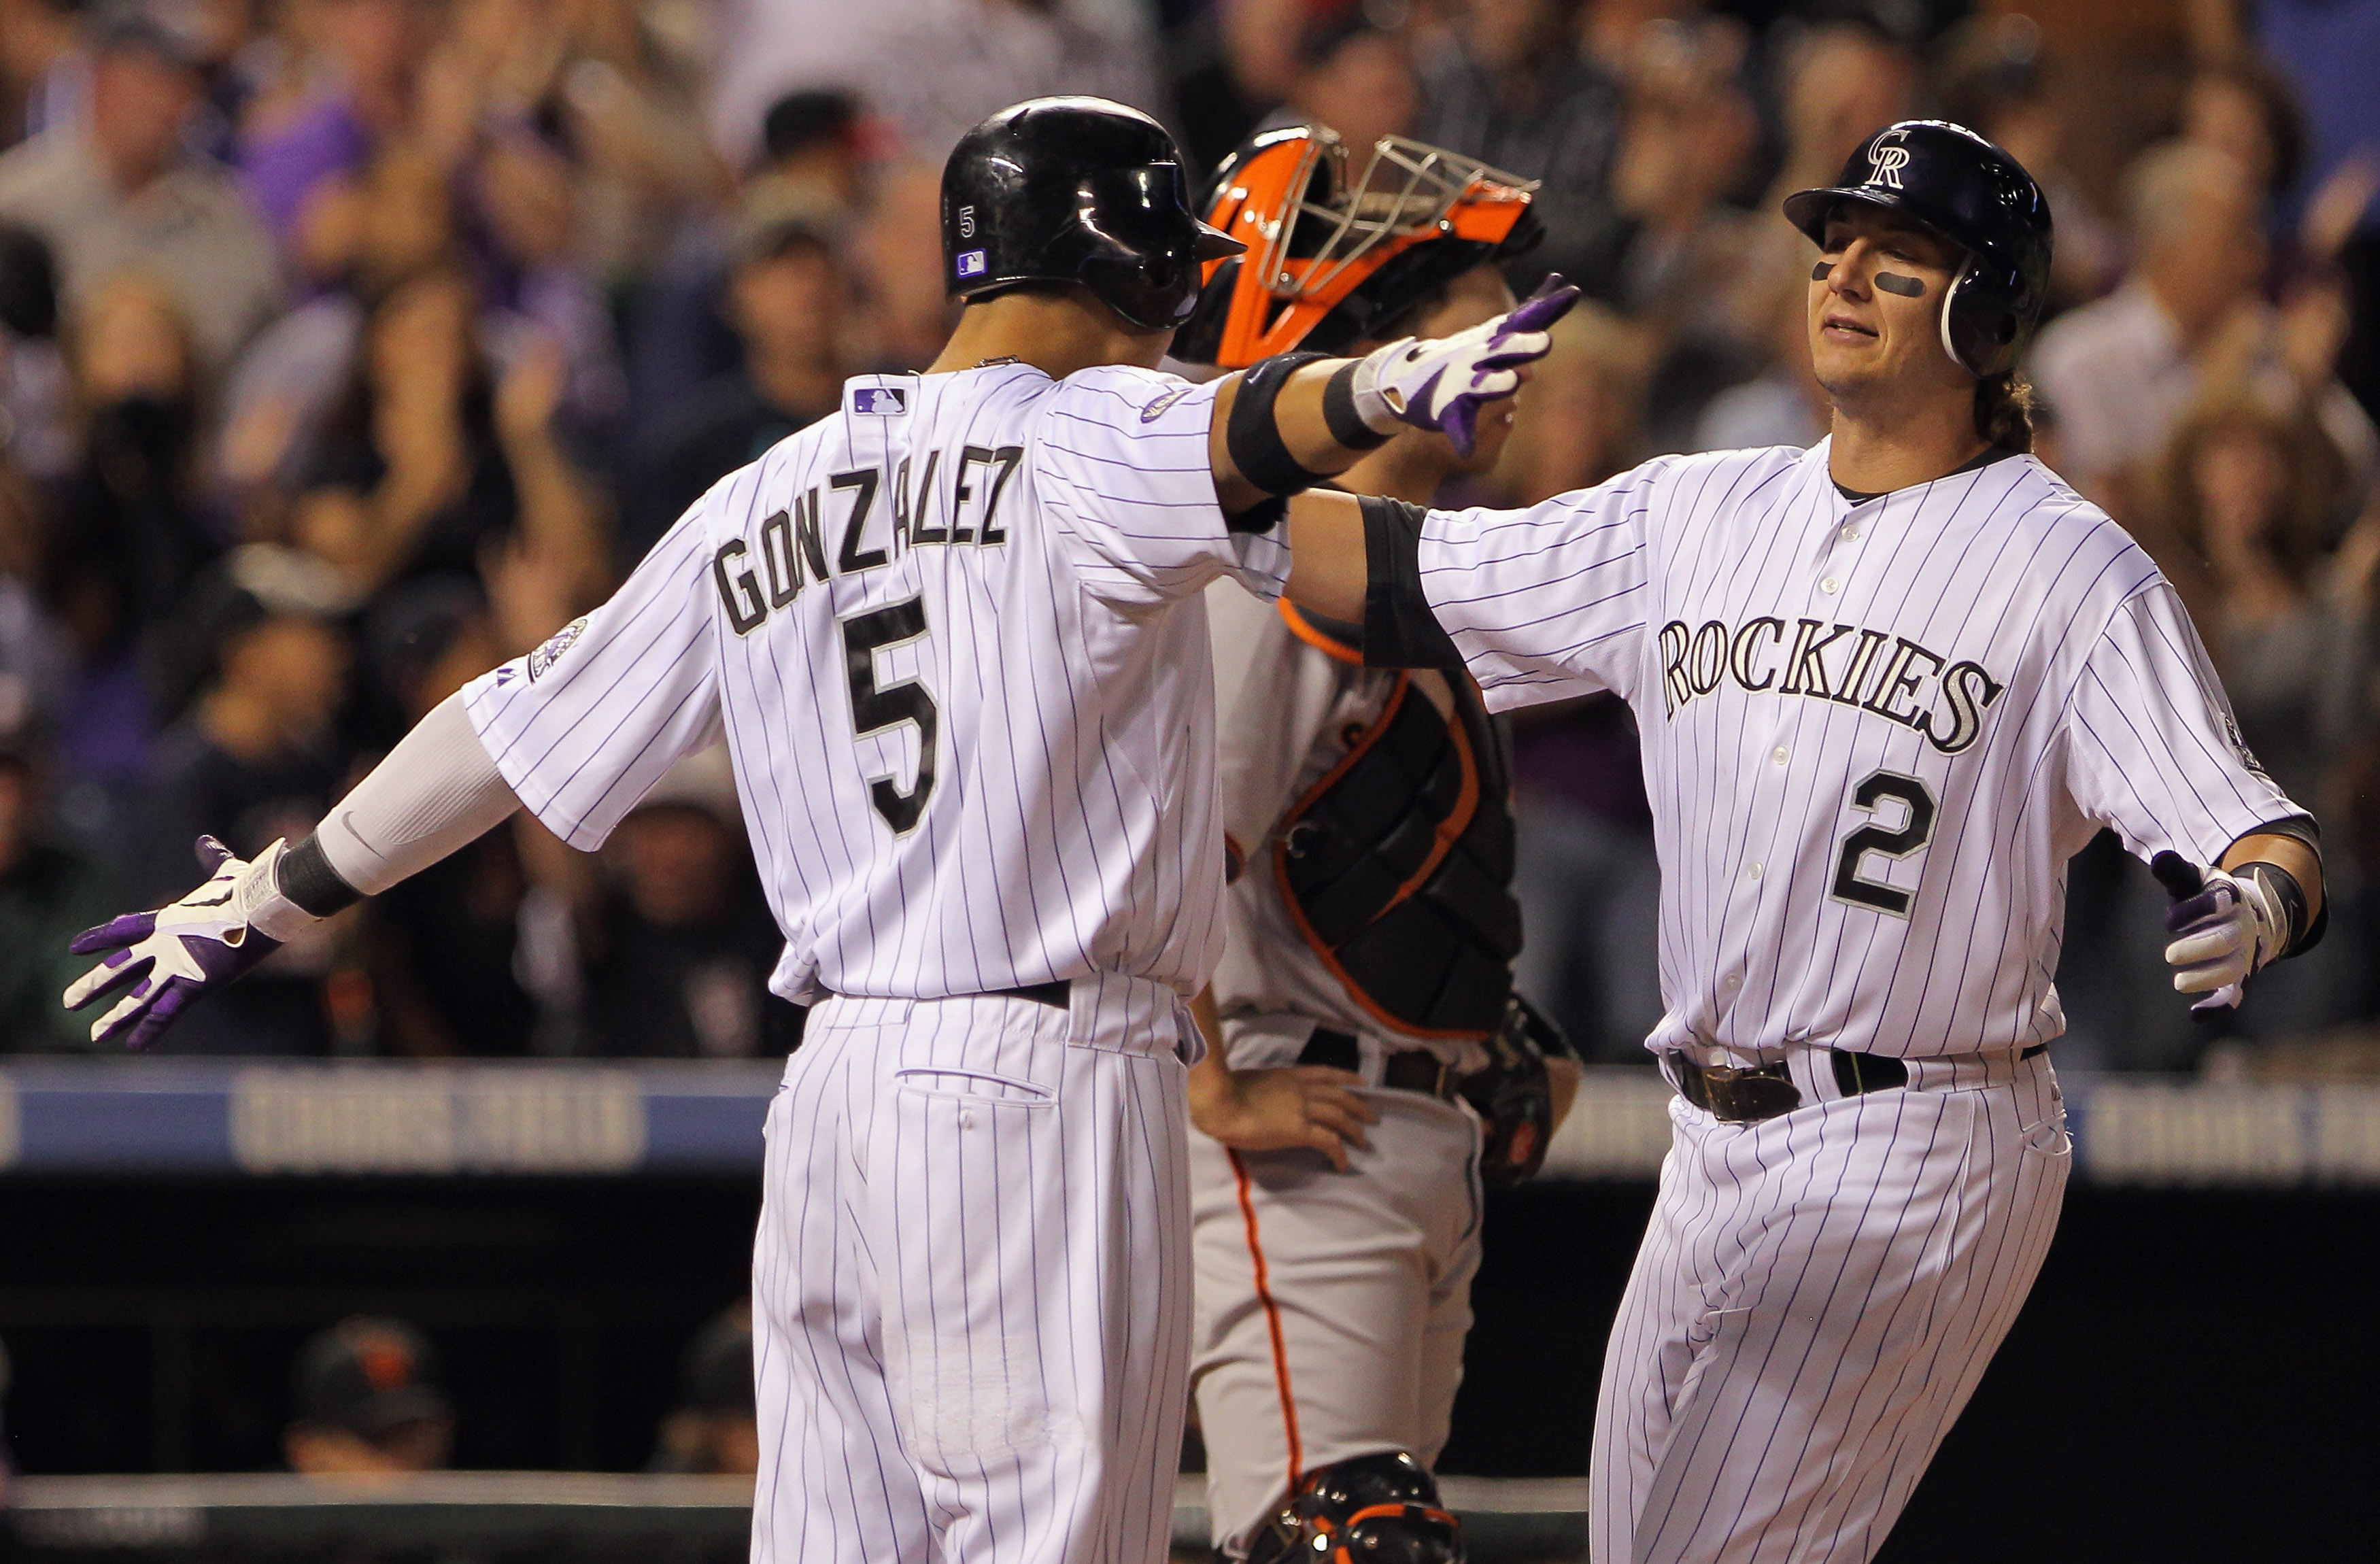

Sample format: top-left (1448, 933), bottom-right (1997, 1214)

top-left (1273, 662), bottom-right (1520, 1040)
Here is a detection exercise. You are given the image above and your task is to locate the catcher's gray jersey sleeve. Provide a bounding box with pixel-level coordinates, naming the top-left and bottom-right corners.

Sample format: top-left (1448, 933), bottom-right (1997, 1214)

top-left (462, 506), bottom-right (725, 851)
top-left (1034, 367), bottom-right (1290, 607)
top-left (1207, 587), bottom-right (1352, 873)
top-left (2062, 581), bottom-right (2307, 860)
top-left (1409, 457), bottom-right (1669, 711)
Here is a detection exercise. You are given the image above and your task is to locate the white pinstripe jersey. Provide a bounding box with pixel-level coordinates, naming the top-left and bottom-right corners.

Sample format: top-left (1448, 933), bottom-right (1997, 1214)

top-left (463, 363), bottom-right (1287, 1004)
top-left (1416, 439), bottom-right (2304, 1060)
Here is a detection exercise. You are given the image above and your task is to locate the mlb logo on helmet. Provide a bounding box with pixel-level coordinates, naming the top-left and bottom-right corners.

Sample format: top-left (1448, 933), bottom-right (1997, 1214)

top-left (956, 250), bottom-right (988, 278)
top-left (1867, 127), bottom-right (1912, 190)
top-left (852, 386), bottom-right (907, 415)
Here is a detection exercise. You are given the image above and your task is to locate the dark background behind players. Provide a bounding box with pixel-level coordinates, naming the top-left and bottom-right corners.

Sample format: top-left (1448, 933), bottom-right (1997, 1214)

top-left (0, 0), bottom-right (2368, 1067)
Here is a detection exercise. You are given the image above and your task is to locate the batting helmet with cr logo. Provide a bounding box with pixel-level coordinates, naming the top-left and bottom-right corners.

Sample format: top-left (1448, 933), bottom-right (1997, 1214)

top-left (1783, 119), bottom-right (2053, 378)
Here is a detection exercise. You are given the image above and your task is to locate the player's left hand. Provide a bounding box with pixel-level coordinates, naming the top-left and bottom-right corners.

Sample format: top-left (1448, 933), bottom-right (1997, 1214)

top-left (2152, 851), bottom-right (2285, 1015)
top-left (63, 836), bottom-right (291, 1051)
top-left (1353, 275), bottom-right (1581, 457)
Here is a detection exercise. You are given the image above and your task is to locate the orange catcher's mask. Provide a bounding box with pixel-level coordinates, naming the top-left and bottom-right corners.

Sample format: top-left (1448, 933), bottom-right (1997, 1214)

top-left (1171, 124), bottom-right (1543, 369)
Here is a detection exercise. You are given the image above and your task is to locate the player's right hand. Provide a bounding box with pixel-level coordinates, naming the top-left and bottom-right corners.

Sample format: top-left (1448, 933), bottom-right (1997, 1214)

top-left (1191, 1065), bottom-right (1379, 1172)
top-left (63, 836), bottom-right (289, 1051)
top-left (1351, 275), bottom-right (1581, 457)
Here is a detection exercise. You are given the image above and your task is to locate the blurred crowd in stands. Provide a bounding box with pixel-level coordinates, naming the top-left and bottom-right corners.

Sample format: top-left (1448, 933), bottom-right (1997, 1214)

top-left (272, 1306), bottom-right (758, 1478)
top-left (0, 0), bottom-right (2377, 1072)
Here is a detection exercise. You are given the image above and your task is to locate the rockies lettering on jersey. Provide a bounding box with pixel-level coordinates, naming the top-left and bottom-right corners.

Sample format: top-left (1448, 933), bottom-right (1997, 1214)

top-left (464, 365), bottom-right (1289, 1013)
top-left (1410, 441), bottom-right (2302, 1060)
top-left (1654, 615), bottom-right (2003, 753)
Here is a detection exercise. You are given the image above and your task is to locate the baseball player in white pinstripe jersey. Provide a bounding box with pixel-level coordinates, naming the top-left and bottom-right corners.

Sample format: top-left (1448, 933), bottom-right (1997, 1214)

top-left (1278, 120), bottom-right (2327, 1563)
top-left (62, 98), bottom-right (1576, 1564)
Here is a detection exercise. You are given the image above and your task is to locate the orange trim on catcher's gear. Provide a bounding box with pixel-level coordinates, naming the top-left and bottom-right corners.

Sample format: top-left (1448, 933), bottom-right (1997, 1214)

top-left (1230, 1148), bottom-right (1304, 1494)
top-left (1197, 128), bottom-right (1537, 368)
top-left (1277, 598), bottom-right (1365, 666)
top-left (1317, 1502), bottom-right (1461, 1564)
top-left (1271, 673), bottom-right (1493, 1042)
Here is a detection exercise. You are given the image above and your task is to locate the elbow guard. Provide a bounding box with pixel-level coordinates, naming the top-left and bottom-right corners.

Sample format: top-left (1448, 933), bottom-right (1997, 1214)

top-left (1358, 496), bottom-right (1463, 670)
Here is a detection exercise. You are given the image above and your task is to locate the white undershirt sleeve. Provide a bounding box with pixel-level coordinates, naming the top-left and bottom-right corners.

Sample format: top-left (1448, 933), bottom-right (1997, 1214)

top-left (314, 692), bottom-right (522, 897)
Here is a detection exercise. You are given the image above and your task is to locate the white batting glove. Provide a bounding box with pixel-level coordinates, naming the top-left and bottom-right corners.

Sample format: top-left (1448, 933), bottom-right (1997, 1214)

top-left (1348, 275), bottom-right (1580, 457)
top-left (63, 836), bottom-right (319, 1050)
top-left (2150, 851), bottom-right (2285, 1014)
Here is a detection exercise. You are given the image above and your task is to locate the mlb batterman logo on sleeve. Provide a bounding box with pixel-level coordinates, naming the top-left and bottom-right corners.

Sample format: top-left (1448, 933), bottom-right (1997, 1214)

top-left (851, 386), bottom-right (908, 415)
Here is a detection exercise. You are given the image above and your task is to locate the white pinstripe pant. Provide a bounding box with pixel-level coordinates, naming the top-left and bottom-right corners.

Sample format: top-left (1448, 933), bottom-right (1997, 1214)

top-left (1591, 1050), bottom-right (2069, 1564)
top-left (751, 988), bottom-right (1195, 1564)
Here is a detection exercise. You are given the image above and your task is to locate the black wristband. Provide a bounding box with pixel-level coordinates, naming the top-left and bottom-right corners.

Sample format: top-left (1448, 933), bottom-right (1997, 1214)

top-left (1227, 351), bottom-right (1332, 496)
top-left (1358, 495), bottom-right (1463, 670)
top-left (277, 833), bottom-right (364, 917)
top-left (1323, 361), bottom-right (1392, 452)
top-left (2238, 861), bottom-right (2315, 959)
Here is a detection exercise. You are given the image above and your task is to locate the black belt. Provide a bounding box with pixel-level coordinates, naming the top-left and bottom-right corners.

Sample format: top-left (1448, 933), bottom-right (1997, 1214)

top-left (822, 980), bottom-right (1073, 1009)
top-left (1668, 1042), bottom-right (2047, 1123)
top-left (991, 979), bottom-right (1072, 1010)
top-left (1298, 1027), bottom-right (1460, 1101)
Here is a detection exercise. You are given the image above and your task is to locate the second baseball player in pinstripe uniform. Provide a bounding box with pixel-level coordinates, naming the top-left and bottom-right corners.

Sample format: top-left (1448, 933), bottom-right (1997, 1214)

top-left (64, 98), bottom-right (1577, 1564)
top-left (1278, 120), bottom-right (2326, 1563)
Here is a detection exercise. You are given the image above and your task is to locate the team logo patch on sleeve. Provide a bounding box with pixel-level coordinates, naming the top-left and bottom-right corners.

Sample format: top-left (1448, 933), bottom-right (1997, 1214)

top-left (1141, 387), bottom-right (1193, 422)
top-left (851, 386), bottom-right (908, 415)
top-left (2221, 712), bottom-right (2270, 779)
top-left (526, 615), bottom-right (589, 681)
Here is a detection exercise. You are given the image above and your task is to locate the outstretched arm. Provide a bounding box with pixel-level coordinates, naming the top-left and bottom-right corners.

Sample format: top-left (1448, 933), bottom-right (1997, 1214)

top-left (1206, 279), bottom-right (1578, 519)
top-left (64, 695), bottom-right (522, 1049)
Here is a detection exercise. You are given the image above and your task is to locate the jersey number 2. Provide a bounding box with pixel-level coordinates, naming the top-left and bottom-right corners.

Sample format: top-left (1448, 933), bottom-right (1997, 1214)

top-left (1830, 770), bottom-right (1936, 918)
top-left (843, 596), bottom-right (938, 834)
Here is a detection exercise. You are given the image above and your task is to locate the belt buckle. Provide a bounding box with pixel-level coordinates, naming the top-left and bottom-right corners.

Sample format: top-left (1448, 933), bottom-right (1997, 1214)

top-left (1701, 1063), bottom-right (1800, 1122)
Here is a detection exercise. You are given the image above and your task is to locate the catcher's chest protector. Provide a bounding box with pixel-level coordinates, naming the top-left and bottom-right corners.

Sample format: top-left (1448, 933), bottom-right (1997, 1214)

top-left (1274, 656), bottom-right (1522, 1040)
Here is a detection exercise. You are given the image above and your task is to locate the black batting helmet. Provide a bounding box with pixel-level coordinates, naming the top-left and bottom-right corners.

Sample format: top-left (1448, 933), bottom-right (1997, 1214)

top-left (1783, 120), bottom-right (2052, 377)
top-left (941, 97), bottom-right (1245, 332)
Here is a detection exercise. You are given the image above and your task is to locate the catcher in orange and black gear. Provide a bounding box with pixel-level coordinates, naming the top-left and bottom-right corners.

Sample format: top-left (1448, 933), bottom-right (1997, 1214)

top-left (1173, 124), bottom-right (1546, 368)
top-left (1183, 119), bottom-right (1583, 1564)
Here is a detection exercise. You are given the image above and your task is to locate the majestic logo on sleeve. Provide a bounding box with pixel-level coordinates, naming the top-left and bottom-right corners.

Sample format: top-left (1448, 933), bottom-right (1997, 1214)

top-left (1657, 617), bottom-right (2005, 754)
top-left (1865, 128), bottom-right (1912, 190)
top-left (526, 615), bottom-right (588, 681)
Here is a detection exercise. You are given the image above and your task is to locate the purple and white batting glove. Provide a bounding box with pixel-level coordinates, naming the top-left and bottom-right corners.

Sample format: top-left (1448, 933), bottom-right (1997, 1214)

top-left (2150, 851), bottom-right (2285, 1015)
top-left (1347, 275), bottom-right (1581, 457)
top-left (63, 836), bottom-right (319, 1050)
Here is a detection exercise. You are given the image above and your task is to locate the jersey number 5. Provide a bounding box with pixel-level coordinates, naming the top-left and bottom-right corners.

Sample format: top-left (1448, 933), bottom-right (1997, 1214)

top-left (1830, 770), bottom-right (1936, 918)
top-left (843, 596), bottom-right (939, 834)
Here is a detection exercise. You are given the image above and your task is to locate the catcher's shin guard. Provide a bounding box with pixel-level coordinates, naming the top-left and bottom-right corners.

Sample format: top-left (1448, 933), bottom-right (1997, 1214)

top-left (1245, 1451), bottom-right (1463, 1564)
